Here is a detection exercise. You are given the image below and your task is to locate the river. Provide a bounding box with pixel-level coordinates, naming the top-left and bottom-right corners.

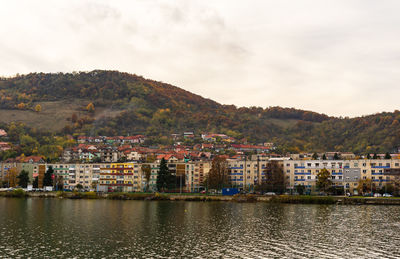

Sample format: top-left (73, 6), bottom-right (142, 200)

top-left (0, 198), bottom-right (400, 258)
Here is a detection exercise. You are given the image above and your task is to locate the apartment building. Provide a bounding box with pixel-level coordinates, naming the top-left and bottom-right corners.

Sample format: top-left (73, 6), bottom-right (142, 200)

top-left (284, 159), bottom-right (400, 193)
top-left (98, 163), bottom-right (142, 192)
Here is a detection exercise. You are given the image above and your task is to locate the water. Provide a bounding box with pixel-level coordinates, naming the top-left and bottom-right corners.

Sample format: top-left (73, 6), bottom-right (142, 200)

top-left (1, 199), bottom-right (400, 258)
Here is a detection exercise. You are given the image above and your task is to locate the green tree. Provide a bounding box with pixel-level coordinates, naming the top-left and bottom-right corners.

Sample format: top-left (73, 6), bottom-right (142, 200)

top-left (17, 170), bottom-right (30, 188)
top-left (156, 158), bottom-right (175, 192)
top-left (43, 166), bottom-right (54, 187)
top-left (322, 154), bottom-right (327, 160)
top-left (316, 168), bottom-right (332, 194)
top-left (76, 184), bottom-right (84, 191)
top-left (295, 185), bottom-right (305, 195)
top-left (312, 153), bottom-right (318, 160)
top-left (206, 156), bottom-right (229, 190)
top-left (385, 152), bottom-right (391, 159)
top-left (32, 176), bottom-right (39, 188)
top-left (373, 153), bottom-right (378, 159)
top-left (367, 153), bottom-right (371, 159)
top-left (333, 153), bottom-right (340, 160)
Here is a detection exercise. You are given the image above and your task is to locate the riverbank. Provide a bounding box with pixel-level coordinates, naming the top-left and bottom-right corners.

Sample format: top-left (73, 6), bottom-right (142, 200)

top-left (2, 190), bottom-right (400, 205)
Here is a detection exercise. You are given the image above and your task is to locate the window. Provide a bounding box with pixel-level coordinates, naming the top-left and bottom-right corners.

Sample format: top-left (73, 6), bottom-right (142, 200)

top-left (307, 176), bottom-right (311, 179)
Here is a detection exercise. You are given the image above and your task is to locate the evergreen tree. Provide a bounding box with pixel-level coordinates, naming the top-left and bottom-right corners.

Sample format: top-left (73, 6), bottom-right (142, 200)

top-left (385, 152), bottom-right (391, 159)
top-left (32, 176), bottom-right (39, 188)
top-left (43, 166), bottom-right (54, 187)
top-left (373, 153), bottom-right (378, 159)
top-left (367, 153), bottom-right (371, 159)
top-left (156, 158), bottom-right (175, 192)
top-left (312, 153), bottom-right (318, 160)
top-left (322, 154), bottom-right (327, 160)
top-left (17, 170), bottom-right (30, 188)
top-left (333, 153), bottom-right (340, 160)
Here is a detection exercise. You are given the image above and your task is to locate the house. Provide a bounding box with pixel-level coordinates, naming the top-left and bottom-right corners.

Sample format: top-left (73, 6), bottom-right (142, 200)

top-left (0, 142), bottom-right (11, 151)
top-left (183, 132), bottom-right (195, 139)
top-left (0, 129), bottom-right (7, 137)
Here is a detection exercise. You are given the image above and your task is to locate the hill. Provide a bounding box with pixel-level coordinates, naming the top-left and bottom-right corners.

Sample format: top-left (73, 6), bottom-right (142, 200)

top-left (0, 70), bottom-right (399, 153)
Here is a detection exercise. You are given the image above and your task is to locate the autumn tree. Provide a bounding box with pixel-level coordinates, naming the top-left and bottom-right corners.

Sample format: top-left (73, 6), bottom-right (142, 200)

top-left (316, 168), bottom-right (332, 194)
top-left (34, 104), bottom-right (42, 112)
top-left (260, 160), bottom-right (285, 193)
top-left (206, 156), bottom-right (229, 190)
top-left (357, 178), bottom-right (374, 195)
top-left (86, 102), bottom-right (95, 113)
top-left (141, 164), bottom-right (152, 192)
top-left (5, 167), bottom-right (18, 187)
top-left (17, 102), bottom-right (25, 109)
top-left (71, 113), bottom-right (78, 123)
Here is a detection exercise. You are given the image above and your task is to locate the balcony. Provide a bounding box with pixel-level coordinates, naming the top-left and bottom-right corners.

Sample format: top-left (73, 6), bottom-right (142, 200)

top-left (294, 166), bottom-right (305, 169)
top-left (371, 166), bottom-right (390, 169)
top-left (294, 179), bottom-right (305, 181)
top-left (294, 172), bottom-right (311, 175)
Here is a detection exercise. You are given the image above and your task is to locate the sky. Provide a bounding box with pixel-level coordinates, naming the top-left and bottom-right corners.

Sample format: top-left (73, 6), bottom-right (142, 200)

top-left (1, 0), bottom-right (400, 117)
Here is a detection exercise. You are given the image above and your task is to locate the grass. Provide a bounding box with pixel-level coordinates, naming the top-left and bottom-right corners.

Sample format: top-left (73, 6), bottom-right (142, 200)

top-left (0, 189), bottom-right (28, 198)
top-left (0, 100), bottom-right (123, 131)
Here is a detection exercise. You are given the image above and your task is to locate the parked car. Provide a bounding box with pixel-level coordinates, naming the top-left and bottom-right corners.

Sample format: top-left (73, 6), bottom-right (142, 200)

top-left (374, 193), bottom-right (382, 197)
top-left (383, 193), bottom-right (393, 197)
top-left (264, 192), bottom-right (276, 196)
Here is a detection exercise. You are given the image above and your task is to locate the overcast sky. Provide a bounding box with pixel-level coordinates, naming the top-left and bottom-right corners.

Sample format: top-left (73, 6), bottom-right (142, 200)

top-left (1, 0), bottom-right (400, 117)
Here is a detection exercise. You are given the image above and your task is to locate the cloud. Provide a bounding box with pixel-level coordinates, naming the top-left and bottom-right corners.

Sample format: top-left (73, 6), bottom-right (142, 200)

top-left (1, 0), bottom-right (400, 117)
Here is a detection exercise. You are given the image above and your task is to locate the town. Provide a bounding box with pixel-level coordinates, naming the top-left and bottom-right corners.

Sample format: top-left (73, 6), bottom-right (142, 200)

top-left (1, 128), bottom-right (400, 196)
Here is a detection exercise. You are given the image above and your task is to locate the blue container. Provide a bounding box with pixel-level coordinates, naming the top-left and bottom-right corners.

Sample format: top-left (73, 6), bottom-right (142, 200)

top-left (222, 188), bottom-right (239, 196)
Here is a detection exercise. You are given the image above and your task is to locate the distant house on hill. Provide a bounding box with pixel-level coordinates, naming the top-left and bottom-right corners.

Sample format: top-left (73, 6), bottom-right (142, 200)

top-left (0, 129), bottom-right (7, 137)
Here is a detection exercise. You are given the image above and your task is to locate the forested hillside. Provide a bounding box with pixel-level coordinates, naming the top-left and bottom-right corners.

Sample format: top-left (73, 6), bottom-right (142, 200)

top-left (0, 70), bottom-right (399, 153)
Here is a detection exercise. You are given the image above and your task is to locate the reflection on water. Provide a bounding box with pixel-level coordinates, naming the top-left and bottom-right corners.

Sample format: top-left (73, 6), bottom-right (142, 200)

top-left (0, 198), bottom-right (400, 258)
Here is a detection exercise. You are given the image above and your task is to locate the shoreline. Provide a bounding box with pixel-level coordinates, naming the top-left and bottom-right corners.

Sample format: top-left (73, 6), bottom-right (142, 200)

top-left (2, 191), bottom-right (400, 205)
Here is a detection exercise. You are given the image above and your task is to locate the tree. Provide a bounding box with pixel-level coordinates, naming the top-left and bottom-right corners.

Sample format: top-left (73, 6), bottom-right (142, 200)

top-left (17, 102), bottom-right (25, 109)
top-left (385, 152), bottom-right (391, 159)
top-left (367, 153), bottom-right (371, 159)
top-left (296, 184), bottom-right (305, 195)
top-left (312, 153), bottom-right (318, 160)
top-left (156, 158), bottom-right (175, 192)
top-left (262, 161), bottom-right (285, 193)
top-left (357, 178), bottom-right (374, 195)
top-left (5, 167), bottom-right (18, 187)
top-left (86, 102), bottom-right (95, 113)
top-left (333, 153), bottom-right (340, 160)
top-left (32, 176), bottom-right (39, 188)
top-left (373, 153), bottom-right (378, 159)
top-left (76, 184), bottom-right (84, 191)
top-left (34, 104), bottom-right (42, 112)
top-left (322, 154), bottom-right (327, 160)
top-left (141, 164), bottom-right (151, 192)
top-left (17, 170), bottom-right (30, 188)
top-left (71, 113), bottom-right (78, 123)
top-left (316, 168), bottom-right (332, 194)
top-left (206, 156), bottom-right (229, 190)
top-left (43, 166), bottom-right (54, 187)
